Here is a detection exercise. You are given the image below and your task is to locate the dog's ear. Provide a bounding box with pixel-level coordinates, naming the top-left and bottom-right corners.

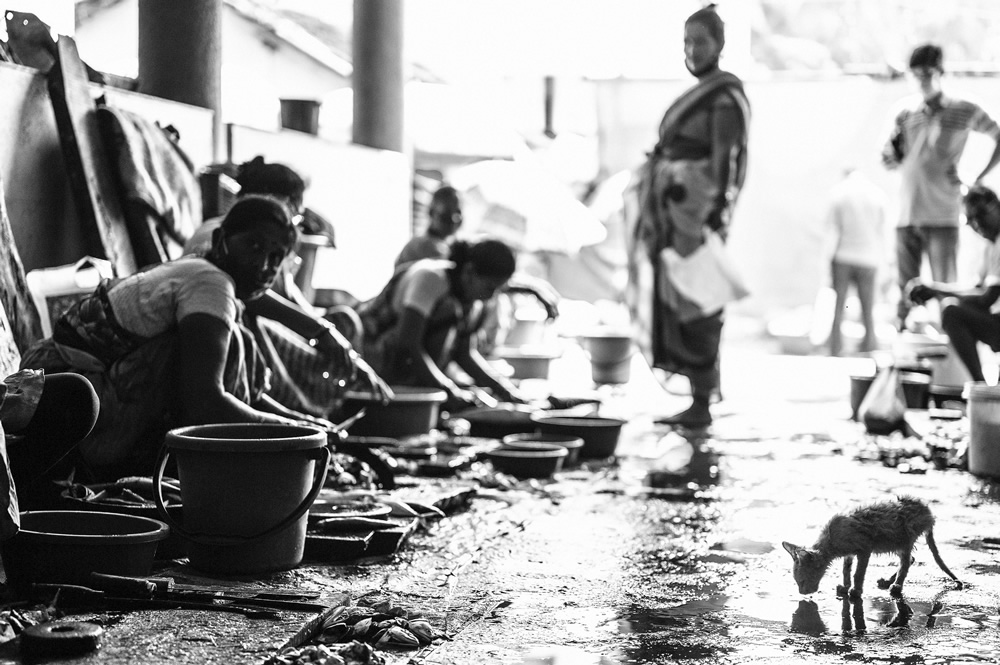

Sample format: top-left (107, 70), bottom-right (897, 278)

top-left (782, 541), bottom-right (801, 559)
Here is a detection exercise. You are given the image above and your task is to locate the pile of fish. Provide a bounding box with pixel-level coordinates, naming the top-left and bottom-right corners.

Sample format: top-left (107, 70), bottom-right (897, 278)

top-left (264, 640), bottom-right (384, 665)
top-left (315, 603), bottom-right (448, 649)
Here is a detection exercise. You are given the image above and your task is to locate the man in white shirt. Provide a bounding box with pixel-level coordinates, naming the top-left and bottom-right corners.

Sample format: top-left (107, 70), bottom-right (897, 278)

top-left (882, 43), bottom-right (1000, 332)
top-left (906, 184), bottom-right (1000, 382)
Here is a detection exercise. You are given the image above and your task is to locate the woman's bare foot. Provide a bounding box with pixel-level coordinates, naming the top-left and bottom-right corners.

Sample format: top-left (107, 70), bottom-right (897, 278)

top-left (655, 401), bottom-right (712, 427)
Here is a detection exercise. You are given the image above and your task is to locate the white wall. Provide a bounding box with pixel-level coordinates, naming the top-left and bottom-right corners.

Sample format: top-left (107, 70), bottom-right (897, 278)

top-left (229, 124), bottom-right (411, 301)
top-left (73, 1), bottom-right (351, 132)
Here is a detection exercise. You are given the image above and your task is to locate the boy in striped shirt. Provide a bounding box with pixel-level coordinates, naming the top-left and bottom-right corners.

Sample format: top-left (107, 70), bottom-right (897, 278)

top-left (882, 43), bottom-right (1000, 332)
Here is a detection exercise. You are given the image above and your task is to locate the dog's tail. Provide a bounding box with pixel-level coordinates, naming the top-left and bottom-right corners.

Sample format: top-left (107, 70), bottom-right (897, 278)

top-left (926, 528), bottom-right (963, 590)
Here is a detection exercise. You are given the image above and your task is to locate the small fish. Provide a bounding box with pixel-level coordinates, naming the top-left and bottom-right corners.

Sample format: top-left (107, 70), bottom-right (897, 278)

top-left (314, 517), bottom-right (395, 533)
top-left (377, 498), bottom-right (421, 518)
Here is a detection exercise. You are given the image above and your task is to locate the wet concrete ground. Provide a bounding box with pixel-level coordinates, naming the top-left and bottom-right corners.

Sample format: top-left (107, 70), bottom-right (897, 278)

top-left (5, 328), bottom-right (1000, 664)
top-left (395, 342), bottom-right (1000, 665)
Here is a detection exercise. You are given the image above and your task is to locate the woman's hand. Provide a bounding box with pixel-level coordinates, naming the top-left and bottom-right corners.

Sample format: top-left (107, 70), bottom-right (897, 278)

top-left (445, 387), bottom-right (495, 413)
top-left (295, 414), bottom-right (338, 433)
top-left (904, 279), bottom-right (937, 305)
top-left (312, 324), bottom-right (357, 383)
top-left (349, 357), bottom-right (395, 405)
top-left (494, 385), bottom-right (529, 405)
top-left (469, 386), bottom-right (499, 409)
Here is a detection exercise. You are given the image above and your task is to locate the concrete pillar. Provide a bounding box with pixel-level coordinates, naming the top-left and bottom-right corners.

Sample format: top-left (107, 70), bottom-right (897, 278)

top-left (352, 0), bottom-right (404, 152)
top-left (137, 0), bottom-right (223, 160)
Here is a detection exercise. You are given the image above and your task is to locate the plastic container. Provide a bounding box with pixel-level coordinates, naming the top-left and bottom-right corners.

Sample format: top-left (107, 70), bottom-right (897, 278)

top-left (25, 257), bottom-right (114, 337)
top-left (155, 423), bottom-right (329, 575)
top-left (1, 510), bottom-right (169, 594)
top-left (292, 234), bottom-right (334, 304)
top-left (503, 433), bottom-right (585, 466)
top-left (849, 371), bottom-right (931, 420)
top-left (591, 357), bottom-right (632, 384)
top-left (60, 491), bottom-right (187, 560)
top-left (485, 442), bottom-right (567, 479)
top-left (582, 333), bottom-right (634, 385)
top-left (342, 386), bottom-right (448, 438)
top-left (530, 414), bottom-right (626, 459)
top-left (453, 406), bottom-right (538, 439)
top-left (492, 347), bottom-right (560, 380)
top-left (964, 381), bottom-right (1000, 479)
top-left (582, 333), bottom-right (633, 364)
top-left (502, 311), bottom-right (549, 347)
top-left (279, 98), bottom-right (321, 134)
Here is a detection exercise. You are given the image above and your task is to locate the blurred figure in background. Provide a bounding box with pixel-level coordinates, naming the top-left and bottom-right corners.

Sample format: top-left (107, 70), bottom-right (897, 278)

top-left (394, 185), bottom-right (463, 267)
top-left (626, 4), bottom-right (750, 428)
top-left (824, 168), bottom-right (889, 356)
top-left (395, 184), bottom-right (560, 353)
top-left (906, 183), bottom-right (1000, 383)
top-left (358, 238), bottom-right (529, 412)
top-left (881, 43), bottom-right (1000, 332)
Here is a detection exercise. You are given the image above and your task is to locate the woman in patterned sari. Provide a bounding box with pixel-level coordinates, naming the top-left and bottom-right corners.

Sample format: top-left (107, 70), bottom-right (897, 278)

top-left (626, 4), bottom-right (751, 427)
top-left (19, 196), bottom-right (336, 482)
top-left (357, 238), bottom-right (528, 413)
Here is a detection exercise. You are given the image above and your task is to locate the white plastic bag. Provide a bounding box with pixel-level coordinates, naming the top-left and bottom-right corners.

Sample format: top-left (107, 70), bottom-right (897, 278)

top-left (858, 365), bottom-right (906, 435)
top-left (660, 233), bottom-right (749, 314)
top-left (25, 257), bottom-right (114, 337)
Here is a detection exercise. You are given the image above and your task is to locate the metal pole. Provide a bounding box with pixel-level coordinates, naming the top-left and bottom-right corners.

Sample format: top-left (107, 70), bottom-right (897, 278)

top-left (138, 0), bottom-right (223, 161)
top-left (352, 0), bottom-right (404, 152)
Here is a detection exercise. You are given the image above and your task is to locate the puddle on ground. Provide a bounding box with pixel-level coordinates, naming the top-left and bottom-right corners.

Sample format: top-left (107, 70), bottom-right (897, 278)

top-left (496, 415), bottom-right (1000, 664)
top-left (604, 577), bottom-right (1000, 664)
top-left (515, 645), bottom-right (612, 664)
top-left (625, 433), bottom-right (723, 497)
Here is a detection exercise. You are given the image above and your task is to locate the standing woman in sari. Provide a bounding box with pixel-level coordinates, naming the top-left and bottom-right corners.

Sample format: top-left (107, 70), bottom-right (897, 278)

top-left (626, 4), bottom-right (750, 427)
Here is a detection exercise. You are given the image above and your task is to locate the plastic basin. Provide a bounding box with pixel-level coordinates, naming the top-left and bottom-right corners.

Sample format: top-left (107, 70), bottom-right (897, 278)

top-left (492, 347), bottom-right (560, 380)
top-left (486, 442), bottom-right (567, 479)
top-left (343, 386), bottom-right (448, 438)
top-left (502, 433), bottom-right (585, 466)
top-left (530, 414), bottom-right (626, 459)
top-left (453, 406), bottom-right (538, 439)
top-left (2, 510), bottom-right (169, 595)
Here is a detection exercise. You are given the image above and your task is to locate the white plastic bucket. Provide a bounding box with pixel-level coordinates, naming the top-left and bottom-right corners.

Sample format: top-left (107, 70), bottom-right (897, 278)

top-left (963, 381), bottom-right (1000, 479)
top-left (25, 257), bottom-right (114, 337)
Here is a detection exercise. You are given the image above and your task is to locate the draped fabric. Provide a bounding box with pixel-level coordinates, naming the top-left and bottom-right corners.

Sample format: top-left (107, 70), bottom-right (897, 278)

top-left (243, 314), bottom-right (354, 418)
top-left (97, 104), bottom-right (202, 265)
top-left (18, 287), bottom-right (269, 482)
top-left (625, 70), bottom-right (750, 395)
top-left (356, 262), bottom-right (482, 386)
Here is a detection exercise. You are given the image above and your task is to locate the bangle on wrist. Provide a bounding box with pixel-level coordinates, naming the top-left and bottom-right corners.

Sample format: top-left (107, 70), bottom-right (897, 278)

top-left (307, 321), bottom-right (334, 346)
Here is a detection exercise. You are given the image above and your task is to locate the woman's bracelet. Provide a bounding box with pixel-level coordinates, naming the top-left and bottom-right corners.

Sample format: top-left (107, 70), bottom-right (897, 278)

top-left (307, 321), bottom-right (335, 347)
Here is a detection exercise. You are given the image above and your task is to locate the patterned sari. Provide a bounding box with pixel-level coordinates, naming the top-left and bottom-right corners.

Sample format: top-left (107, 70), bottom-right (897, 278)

top-left (356, 263), bottom-right (483, 387)
top-left (18, 280), bottom-right (269, 482)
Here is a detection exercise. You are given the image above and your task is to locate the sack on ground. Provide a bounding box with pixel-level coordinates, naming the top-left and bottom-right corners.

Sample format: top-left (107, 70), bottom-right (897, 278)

top-left (858, 366), bottom-right (906, 435)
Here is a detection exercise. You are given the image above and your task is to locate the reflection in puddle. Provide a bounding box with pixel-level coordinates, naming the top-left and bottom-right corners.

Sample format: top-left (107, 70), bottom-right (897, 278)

top-left (603, 418), bottom-right (1000, 664)
top-left (790, 599), bottom-right (828, 635)
top-left (643, 436), bottom-right (722, 495)
top-left (516, 645), bottom-right (613, 665)
top-left (619, 596), bottom-right (731, 634)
